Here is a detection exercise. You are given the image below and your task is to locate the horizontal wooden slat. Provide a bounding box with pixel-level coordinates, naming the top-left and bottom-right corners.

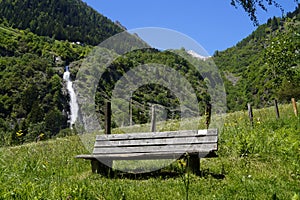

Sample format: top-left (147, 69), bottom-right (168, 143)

top-left (93, 143), bottom-right (217, 154)
top-left (94, 135), bottom-right (217, 147)
top-left (95, 129), bottom-right (217, 141)
top-left (76, 155), bottom-right (96, 160)
top-left (77, 151), bottom-right (216, 160)
top-left (77, 129), bottom-right (218, 162)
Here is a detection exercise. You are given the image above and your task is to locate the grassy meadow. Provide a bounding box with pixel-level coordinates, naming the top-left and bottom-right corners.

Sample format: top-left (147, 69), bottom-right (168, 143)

top-left (0, 103), bottom-right (299, 199)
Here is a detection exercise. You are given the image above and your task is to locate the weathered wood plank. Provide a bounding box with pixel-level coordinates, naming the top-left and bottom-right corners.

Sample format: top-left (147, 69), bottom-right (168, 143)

top-left (94, 135), bottom-right (217, 147)
top-left (95, 129), bottom-right (217, 141)
top-left (78, 151), bottom-right (216, 160)
top-left (92, 143), bottom-right (217, 154)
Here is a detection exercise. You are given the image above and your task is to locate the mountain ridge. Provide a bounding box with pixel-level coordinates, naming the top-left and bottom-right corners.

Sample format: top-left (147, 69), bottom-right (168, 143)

top-left (0, 0), bottom-right (124, 45)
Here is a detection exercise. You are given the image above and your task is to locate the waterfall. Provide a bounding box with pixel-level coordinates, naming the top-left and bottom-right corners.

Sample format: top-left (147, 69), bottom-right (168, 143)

top-left (63, 66), bottom-right (79, 128)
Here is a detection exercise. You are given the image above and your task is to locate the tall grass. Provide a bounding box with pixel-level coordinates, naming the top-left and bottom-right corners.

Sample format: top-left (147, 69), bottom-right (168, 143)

top-left (0, 104), bottom-right (299, 199)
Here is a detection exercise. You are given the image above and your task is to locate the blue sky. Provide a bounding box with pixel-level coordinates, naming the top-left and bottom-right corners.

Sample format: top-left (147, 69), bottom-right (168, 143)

top-left (82, 0), bottom-right (298, 55)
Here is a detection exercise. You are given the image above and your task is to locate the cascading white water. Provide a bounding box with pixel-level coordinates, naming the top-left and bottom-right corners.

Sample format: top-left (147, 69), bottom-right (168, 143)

top-left (63, 66), bottom-right (79, 128)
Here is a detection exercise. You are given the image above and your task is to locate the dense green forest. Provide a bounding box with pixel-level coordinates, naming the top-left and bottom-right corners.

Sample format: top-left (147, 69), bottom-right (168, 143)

top-left (0, 0), bottom-right (122, 146)
top-left (94, 48), bottom-right (209, 126)
top-left (0, 0), bottom-right (123, 45)
top-left (0, 23), bottom-right (92, 146)
top-left (213, 4), bottom-right (300, 111)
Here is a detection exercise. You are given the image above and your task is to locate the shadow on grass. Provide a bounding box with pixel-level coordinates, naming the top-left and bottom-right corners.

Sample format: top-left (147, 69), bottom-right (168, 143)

top-left (106, 169), bottom-right (225, 180)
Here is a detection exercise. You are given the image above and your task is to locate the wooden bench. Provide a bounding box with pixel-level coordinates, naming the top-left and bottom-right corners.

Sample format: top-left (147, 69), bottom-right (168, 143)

top-left (76, 128), bottom-right (218, 175)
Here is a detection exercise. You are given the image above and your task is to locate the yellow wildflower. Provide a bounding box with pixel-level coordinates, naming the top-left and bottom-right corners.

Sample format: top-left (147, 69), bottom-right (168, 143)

top-left (178, 159), bottom-right (187, 168)
top-left (16, 130), bottom-right (23, 137)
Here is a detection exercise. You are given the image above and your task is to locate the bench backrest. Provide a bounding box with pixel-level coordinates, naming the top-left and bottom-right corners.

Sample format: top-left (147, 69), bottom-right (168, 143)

top-left (92, 129), bottom-right (218, 160)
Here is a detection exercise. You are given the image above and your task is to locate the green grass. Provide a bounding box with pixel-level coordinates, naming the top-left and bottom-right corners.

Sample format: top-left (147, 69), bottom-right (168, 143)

top-left (0, 104), bottom-right (300, 199)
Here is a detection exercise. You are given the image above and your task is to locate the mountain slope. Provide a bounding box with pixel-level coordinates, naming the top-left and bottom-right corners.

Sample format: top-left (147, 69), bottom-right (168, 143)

top-left (0, 0), bottom-right (127, 145)
top-left (213, 4), bottom-right (300, 111)
top-left (0, 0), bottom-right (124, 45)
top-left (0, 23), bottom-right (94, 145)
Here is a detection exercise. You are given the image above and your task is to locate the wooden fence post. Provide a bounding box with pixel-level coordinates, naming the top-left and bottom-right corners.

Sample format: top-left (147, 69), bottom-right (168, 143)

top-left (292, 98), bottom-right (298, 117)
top-left (274, 99), bottom-right (280, 119)
top-left (105, 101), bottom-right (111, 135)
top-left (104, 101), bottom-right (113, 177)
top-left (205, 103), bottom-right (212, 129)
top-left (150, 104), bottom-right (156, 132)
top-left (247, 103), bottom-right (253, 126)
top-left (129, 92), bottom-right (133, 126)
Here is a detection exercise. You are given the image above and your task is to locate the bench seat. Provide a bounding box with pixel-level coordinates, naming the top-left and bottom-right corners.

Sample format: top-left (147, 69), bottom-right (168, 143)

top-left (76, 129), bottom-right (218, 175)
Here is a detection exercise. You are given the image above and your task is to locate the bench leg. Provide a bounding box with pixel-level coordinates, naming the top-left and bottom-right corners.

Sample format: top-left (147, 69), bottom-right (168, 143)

top-left (186, 154), bottom-right (200, 175)
top-left (91, 159), bottom-right (114, 177)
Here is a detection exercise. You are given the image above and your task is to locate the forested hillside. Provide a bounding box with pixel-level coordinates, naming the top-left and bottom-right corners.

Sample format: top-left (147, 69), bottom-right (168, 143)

top-left (0, 0), bottom-right (124, 146)
top-left (0, 0), bottom-right (211, 145)
top-left (214, 4), bottom-right (300, 111)
top-left (0, 0), bottom-right (123, 45)
top-left (0, 23), bottom-right (92, 146)
top-left (94, 48), bottom-right (209, 127)
top-left (0, 0), bottom-right (127, 146)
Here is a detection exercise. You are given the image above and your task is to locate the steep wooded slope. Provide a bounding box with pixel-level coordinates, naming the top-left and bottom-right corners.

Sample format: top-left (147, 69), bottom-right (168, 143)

top-left (214, 4), bottom-right (300, 111)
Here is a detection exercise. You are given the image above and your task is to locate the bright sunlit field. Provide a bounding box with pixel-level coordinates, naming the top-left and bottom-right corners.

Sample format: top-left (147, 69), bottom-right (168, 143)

top-left (0, 103), bottom-right (299, 199)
